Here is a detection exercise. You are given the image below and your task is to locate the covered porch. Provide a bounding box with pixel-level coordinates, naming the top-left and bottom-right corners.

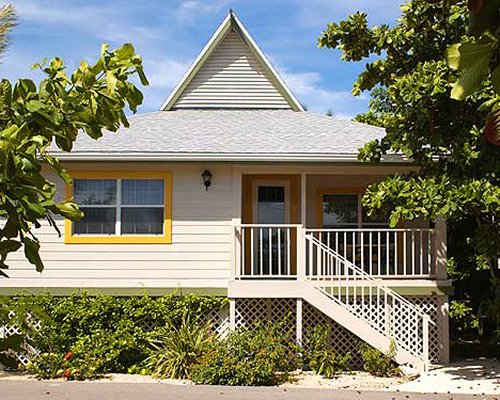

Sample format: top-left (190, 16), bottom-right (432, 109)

top-left (231, 169), bottom-right (447, 282)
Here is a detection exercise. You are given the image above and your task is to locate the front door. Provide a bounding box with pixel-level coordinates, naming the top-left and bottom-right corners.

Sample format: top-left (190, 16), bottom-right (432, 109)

top-left (252, 182), bottom-right (290, 275)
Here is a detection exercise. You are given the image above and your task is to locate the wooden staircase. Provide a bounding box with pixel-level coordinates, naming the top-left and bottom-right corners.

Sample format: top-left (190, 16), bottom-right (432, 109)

top-left (302, 234), bottom-right (432, 372)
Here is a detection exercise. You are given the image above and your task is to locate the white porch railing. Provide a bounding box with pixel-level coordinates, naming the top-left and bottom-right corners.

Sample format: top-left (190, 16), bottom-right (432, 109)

top-left (234, 225), bottom-right (437, 279)
top-left (306, 229), bottom-right (437, 278)
top-left (233, 224), bottom-right (300, 279)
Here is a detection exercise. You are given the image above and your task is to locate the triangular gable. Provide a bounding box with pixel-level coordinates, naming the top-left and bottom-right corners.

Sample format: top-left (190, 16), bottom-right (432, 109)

top-left (160, 10), bottom-right (303, 111)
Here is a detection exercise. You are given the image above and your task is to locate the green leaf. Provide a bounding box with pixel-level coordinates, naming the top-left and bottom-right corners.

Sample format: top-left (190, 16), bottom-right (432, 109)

top-left (451, 54), bottom-right (491, 100)
top-left (22, 237), bottom-right (44, 273)
top-left (491, 64), bottom-right (500, 95)
top-left (0, 240), bottom-right (21, 255)
top-left (446, 42), bottom-right (495, 70)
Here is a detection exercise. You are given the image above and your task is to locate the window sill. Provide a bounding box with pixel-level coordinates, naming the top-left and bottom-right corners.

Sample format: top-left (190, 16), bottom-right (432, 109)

top-left (64, 235), bottom-right (172, 244)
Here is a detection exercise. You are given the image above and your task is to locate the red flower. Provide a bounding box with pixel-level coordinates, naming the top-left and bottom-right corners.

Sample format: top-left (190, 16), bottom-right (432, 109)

top-left (63, 368), bottom-right (71, 378)
top-left (63, 351), bottom-right (73, 360)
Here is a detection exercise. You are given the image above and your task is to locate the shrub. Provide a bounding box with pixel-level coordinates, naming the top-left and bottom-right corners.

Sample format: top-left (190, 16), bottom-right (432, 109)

top-left (358, 340), bottom-right (400, 377)
top-left (191, 322), bottom-right (293, 386)
top-left (145, 312), bottom-right (214, 379)
top-left (301, 325), bottom-right (351, 378)
top-left (5, 292), bottom-right (227, 378)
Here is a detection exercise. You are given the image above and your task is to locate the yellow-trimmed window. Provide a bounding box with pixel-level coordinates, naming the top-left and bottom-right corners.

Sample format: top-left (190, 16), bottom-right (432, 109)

top-left (317, 188), bottom-right (388, 229)
top-left (65, 171), bottom-right (172, 244)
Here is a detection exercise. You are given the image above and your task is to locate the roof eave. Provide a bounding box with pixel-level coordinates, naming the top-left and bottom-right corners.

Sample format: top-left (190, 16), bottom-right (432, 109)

top-left (51, 152), bottom-right (409, 163)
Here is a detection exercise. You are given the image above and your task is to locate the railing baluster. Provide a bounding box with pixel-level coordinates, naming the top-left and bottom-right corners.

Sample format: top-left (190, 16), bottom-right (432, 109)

top-left (361, 231), bottom-right (364, 273)
top-left (394, 230), bottom-right (398, 275)
top-left (259, 228), bottom-right (263, 276)
top-left (287, 228), bottom-right (291, 276)
top-left (268, 228), bottom-right (272, 276)
top-left (369, 232), bottom-right (373, 276)
top-left (250, 228), bottom-right (254, 276)
top-left (241, 227), bottom-right (245, 278)
top-left (278, 228), bottom-right (281, 276)
top-left (412, 230), bottom-right (415, 276)
top-left (386, 231), bottom-right (390, 276)
top-left (403, 231), bottom-right (407, 276)
top-left (378, 231), bottom-right (381, 276)
top-left (420, 230), bottom-right (423, 275)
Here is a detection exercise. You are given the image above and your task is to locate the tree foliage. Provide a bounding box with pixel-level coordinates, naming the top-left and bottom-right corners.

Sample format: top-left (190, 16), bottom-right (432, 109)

top-left (0, 4), bottom-right (17, 59)
top-left (0, 43), bottom-right (148, 274)
top-left (318, 0), bottom-right (500, 332)
top-left (442, 0), bottom-right (500, 143)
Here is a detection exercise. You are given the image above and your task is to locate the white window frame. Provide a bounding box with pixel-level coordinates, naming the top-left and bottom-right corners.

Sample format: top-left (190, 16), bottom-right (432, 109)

top-left (74, 178), bottom-right (165, 237)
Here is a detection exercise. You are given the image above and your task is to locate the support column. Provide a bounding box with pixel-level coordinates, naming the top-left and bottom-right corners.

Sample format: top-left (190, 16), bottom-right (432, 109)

top-left (437, 295), bottom-right (450, 363)
top-left (229, 299), bottom-right (236, 331)
top-left (296, 298), bottom-right (303, 345)
top-left (435, 217), bottom-right (447, 280)
top-left (300, 173), bottom-right (307, 226)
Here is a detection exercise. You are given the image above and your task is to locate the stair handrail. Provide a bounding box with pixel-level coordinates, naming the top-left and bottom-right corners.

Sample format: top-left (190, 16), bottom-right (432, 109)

top-left (305, 234), bottom-right (432, 364)
top-left (305, 234), bottom-right (432, 319)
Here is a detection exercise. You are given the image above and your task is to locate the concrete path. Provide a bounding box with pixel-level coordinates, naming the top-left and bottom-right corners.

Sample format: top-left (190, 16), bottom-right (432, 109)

top-left (392, 358), bottom-right (499, 396)
top-left (0, 381), bottom-right (497, 400)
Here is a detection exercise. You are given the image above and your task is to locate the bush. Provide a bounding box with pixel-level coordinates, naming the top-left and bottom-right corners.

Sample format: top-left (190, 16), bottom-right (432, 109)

top-left (301, 325), bottom-right (351, 378)
top-left (358, 341), bottom-right (400, 377)
top-left (191, 322), bottom-right (293, 386)
top-left (5, 292), bottom-right (227, 378)
top-left (145, 312), bottom-right (214, 379)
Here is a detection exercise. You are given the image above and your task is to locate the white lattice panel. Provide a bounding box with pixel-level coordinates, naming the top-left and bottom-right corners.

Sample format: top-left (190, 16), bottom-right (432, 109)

top-left (302, 300), bottom-right (364, 368)
top-left (235, 295), bottom-right (445, 367)
top-left (408, 296), bottom-right (442, 363)
top-left (1, 312), bottom-right (41, 367)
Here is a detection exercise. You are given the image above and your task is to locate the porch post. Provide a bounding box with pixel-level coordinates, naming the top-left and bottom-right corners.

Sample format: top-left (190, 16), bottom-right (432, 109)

top-left (435, 217), bottom-right (447, 280)
top-left (229, 299), bottom-right (236, 331)
top-left (437, 295), bottom-right (450, 363)
top-left (300, 173), bottom-right (307, 226)
top-left (296, 298), bottom-right (303, 344)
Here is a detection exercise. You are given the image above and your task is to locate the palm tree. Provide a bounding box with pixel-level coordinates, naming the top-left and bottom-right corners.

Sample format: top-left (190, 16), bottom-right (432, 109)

top-left (0, 4), bottom-right (17, 58)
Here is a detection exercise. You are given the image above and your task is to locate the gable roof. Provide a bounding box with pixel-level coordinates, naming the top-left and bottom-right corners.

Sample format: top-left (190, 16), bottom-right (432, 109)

top-left (160, 10), bottom-right (304, 111)
top-left (52, 110), bottom-right (396, 162)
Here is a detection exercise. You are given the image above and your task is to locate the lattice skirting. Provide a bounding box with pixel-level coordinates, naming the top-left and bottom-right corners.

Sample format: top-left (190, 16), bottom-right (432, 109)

top-left (234, 295), bottom-right (447, 366)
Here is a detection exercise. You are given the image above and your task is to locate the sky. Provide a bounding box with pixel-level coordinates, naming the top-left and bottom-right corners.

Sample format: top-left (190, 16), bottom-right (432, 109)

top-left (4, 0), bottom-right (404, 118)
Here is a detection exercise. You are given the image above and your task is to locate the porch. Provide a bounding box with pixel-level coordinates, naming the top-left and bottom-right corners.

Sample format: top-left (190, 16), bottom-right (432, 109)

top-left (227, 171), bottom-right (449, 371)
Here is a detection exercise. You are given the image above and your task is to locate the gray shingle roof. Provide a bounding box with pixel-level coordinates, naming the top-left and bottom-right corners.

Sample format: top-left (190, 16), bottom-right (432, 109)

top-left (52, 110), bottom-right (388, 162)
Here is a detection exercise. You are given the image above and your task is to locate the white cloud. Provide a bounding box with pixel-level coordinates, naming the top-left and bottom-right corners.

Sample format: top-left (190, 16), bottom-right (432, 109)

top-left (176, 0), bottom-right (232, 23)
top-left (145, 58), bottom-right (190, 89)
top-left (15, 0), bottom-right (163, 43)
top-left (281, 69), bottom-right (368, 117)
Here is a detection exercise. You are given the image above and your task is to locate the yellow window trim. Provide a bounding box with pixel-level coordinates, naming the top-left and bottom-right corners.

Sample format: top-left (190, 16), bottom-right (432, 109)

top-left (65, 171), bottom-right (172, 244)
top-left (316, 187), bottom-right (365, 228)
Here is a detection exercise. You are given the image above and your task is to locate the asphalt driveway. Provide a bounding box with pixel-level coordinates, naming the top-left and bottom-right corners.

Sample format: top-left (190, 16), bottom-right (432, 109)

top-left (0, 381), bottom-right (496, 400)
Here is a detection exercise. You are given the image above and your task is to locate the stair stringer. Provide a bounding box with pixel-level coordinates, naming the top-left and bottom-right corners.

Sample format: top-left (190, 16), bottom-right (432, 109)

top-left (299, 281), bottom-right (426, 372)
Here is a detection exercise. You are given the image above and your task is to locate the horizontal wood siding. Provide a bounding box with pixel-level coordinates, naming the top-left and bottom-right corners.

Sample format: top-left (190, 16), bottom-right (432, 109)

top-left (3, 163), bottom-right (234, 291)
top-left (173, 28), bottom-right (291, 109)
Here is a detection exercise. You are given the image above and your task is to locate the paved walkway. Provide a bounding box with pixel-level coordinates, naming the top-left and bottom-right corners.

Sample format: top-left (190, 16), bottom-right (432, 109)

top-left (392, 358), bottom-right (499, 396)
top-left (0, 381), bottom-right (497, 400)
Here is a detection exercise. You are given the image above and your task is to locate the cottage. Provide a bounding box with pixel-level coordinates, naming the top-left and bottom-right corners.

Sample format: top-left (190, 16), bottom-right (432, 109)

top-left (2, 11), bottom-right (451, 372)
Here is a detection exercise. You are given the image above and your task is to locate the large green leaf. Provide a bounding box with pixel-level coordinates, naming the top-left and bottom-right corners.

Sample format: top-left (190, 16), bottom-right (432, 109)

top-left (22, 237), bottom-right (44, 272)
top-left (451, 51), bottom-right (492, 100)
top-left (446, 42), bottom-right (495, 70)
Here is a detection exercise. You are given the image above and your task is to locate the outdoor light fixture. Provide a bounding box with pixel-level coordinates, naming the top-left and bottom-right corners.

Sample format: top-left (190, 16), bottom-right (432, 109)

top-left (201, 169), bottom-right (213, 191)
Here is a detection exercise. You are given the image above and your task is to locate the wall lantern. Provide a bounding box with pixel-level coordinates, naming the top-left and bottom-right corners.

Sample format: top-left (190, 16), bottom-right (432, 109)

top-left (201, 169), bottom-right (213, 191)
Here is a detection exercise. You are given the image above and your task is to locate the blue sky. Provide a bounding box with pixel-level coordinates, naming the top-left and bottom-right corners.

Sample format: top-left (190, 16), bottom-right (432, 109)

top-left (5, 0), bottom-right (403, 118)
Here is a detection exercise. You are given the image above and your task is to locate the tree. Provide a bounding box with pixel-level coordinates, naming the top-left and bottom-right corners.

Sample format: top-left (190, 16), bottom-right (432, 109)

top-left (318, 0), bottom-right (500, 333)
top-left (0, 42), bottom-right (148, 274)
top-left (0, 4), bottom-right (17, 59)
top-left (442, 0), bottom-right (500, 144)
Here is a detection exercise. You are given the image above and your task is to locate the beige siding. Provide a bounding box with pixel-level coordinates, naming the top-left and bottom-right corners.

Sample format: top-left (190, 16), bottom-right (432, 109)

top-left (3, 163), bottom-right (234, 291)
top-left (173, 28), bottom-right (291, 109)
